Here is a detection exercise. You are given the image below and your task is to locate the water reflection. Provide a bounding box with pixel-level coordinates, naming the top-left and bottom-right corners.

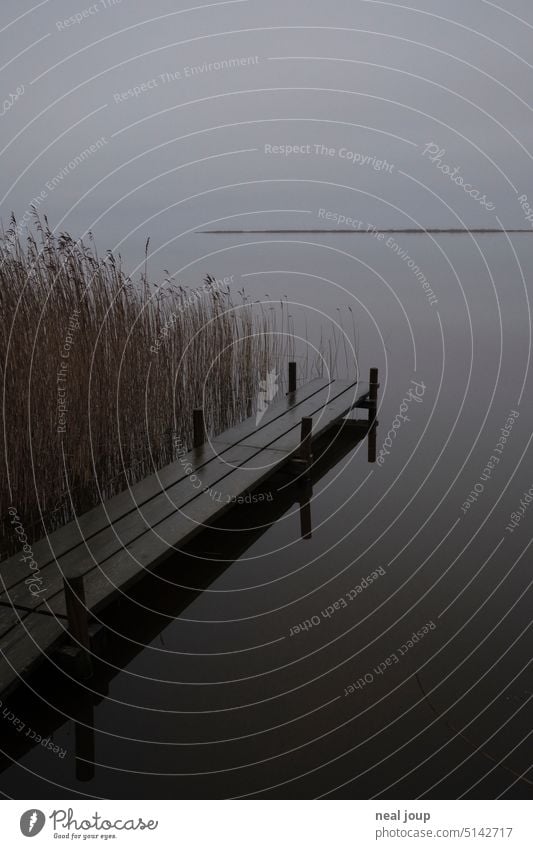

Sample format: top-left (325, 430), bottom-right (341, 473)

top-left (0, 422), bottom-right (375, 795)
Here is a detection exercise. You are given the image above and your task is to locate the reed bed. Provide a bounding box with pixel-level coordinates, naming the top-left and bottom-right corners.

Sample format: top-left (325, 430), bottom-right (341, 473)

top-left (0, 217), bottom-right (356, 554)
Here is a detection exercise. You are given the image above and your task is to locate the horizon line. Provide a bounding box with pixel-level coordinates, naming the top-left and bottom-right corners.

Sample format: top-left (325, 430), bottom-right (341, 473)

top-left (197, 228), bottom-right (533, 234)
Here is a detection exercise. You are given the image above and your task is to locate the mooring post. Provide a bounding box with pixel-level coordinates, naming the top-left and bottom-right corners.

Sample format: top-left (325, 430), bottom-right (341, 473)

top-left (369, 367), bottom-right (379, 421)
top-left (299, 416), bottom-right (313, 464)
top-left (366, 367), bottom-right (379, 462)
top-left (288, 361), bottom-right (297, 394)
top-left (193, 407), bottom-right (205, 448)
top-left (63, 572), bottom-right (92, 679)
top-left (368, 421), bottom-right (377, 463)
top-left (75, 697), bottom-right (95, 782)
top-left (299, 480), bottom-right (313, 539)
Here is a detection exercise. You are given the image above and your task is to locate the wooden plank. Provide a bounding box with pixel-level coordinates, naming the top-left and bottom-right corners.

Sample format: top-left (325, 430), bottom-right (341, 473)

top-left (4, 382), bottom-right (360, 615)
top-left (210, 378), bottom-right (333, 446)
top-left (4, 381), bottom-right (360, 615)
top-left (213, 380), bottom-right (359, 451)
top-left (44, 448), bottom-right (291, 616)
top-left (265, 394), bottom-right (361, 456)
top-left (1, 382), bottom-right (351, 612)
top-left (1, 444), bottom-right (283, 612)
top-left (0, 450), bottom-right (222, 592)
top-left (0, 376), bottom-right (367, 697)
top-left (0, 375), bottom-right (367, 696)
top-left (0, 559), bottom-right (28, 596)
top-left (0, 613), bottom-right (65, 698)
top-left (0, 605), bottom-right (30, 638)
top-left (0, 379), bottom-right (332, 592)
top-left (352, 381), bottom-right (370, 406)
top-left (42, 384), bottom-right (359, 618)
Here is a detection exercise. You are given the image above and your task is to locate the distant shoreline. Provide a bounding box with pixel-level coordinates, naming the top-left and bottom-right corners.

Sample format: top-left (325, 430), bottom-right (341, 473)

top-left (198, 228), bottom-right (533, 234)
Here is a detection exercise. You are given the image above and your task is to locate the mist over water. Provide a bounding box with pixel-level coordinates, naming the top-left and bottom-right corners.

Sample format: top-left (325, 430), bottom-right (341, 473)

top-left (1, 0), bottom-right (532, 802)
top-left (1, 234), bottom-right (532, 798)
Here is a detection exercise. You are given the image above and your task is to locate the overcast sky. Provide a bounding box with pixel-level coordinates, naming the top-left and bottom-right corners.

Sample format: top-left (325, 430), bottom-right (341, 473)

top-left (1, 0), bottom-right (532, 277)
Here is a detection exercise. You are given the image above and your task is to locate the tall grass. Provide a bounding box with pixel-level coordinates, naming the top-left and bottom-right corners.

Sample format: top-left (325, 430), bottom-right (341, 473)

top-left (0, 218), bottom-right (296, 552)
top-left (0, 217), bottom-right (357, 554)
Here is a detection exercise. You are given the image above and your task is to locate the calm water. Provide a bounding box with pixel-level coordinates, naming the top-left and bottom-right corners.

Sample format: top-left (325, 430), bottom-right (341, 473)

top-left (1, 233), bottom-right (532, 798)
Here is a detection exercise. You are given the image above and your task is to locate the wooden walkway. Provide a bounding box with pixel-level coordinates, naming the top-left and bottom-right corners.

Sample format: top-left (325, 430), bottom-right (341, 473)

top-left (0, 369), bottom-right (378, 697)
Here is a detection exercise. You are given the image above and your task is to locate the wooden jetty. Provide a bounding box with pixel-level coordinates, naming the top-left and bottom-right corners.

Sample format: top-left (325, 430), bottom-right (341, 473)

top-left (0, 420), bottom-right (374, 782)
top-left (0, 366), bottom-right (379, 698)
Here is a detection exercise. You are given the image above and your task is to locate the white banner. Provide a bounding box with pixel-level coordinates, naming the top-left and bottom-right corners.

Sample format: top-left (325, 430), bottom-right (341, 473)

top-left (1, 800), bottom-right (530, 847)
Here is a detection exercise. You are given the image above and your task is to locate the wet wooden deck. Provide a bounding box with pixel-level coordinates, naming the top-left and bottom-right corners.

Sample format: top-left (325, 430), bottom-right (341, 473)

top-left (0, 372), bottom-right (377, 698)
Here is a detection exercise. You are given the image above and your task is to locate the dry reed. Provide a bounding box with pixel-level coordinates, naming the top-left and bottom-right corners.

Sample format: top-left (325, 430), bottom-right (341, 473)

top-left (1, 216), bottom-right (357, 554)
top-left (0, 217), bottom-right (303, 553)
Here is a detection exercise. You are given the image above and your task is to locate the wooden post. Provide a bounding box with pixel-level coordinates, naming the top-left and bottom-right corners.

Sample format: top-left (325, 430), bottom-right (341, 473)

top-left (193, 407), bottom-right (205, 448)
top-left (299, 481), bottom-right (313, 539)
top-left (368, 421), bottom-right (377, 463)
top-left (369, 367), bottom-right (379, 422)
top-left (299, 416), bottom-right (313, 462)
top-left (63, 573), bottom-right (92, 679)
top-left (288, 361), bottom-right (297, 394)
top-left (75, 698), bottom-right (95, 782)
top-left (367, 367), bottom-right (379, 462)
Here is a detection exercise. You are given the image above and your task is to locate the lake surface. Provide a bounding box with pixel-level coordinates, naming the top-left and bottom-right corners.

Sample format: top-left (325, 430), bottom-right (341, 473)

top-left (1, 233), bottom-right (532, 799)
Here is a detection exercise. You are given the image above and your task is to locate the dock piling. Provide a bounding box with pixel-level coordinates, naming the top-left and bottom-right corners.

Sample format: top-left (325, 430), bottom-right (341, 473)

top-left (299, 480), bottom-right (313, 539)
top-left (367, 368), bottom-right (379, 461)
top-left (75, 698), bottom-right (95, 782)
top-left (368, 421), bottom-right (377, 463)
top-left (63, 573), bottom-right (92, 679)
top-left (288, 361), bottom-right (297, 393)
top-left (0, 376), bottom-right (373, 700)
top-left (193, 407), bottom-right (205, 448)
top-left (299, 416), bottom-right (313, 462)
top-left (369, 368), bottom-right (379, 422)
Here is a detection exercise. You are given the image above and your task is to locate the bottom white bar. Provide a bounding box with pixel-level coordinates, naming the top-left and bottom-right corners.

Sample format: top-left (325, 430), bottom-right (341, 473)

top-left (1, 799), bottom-right (530, 847)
